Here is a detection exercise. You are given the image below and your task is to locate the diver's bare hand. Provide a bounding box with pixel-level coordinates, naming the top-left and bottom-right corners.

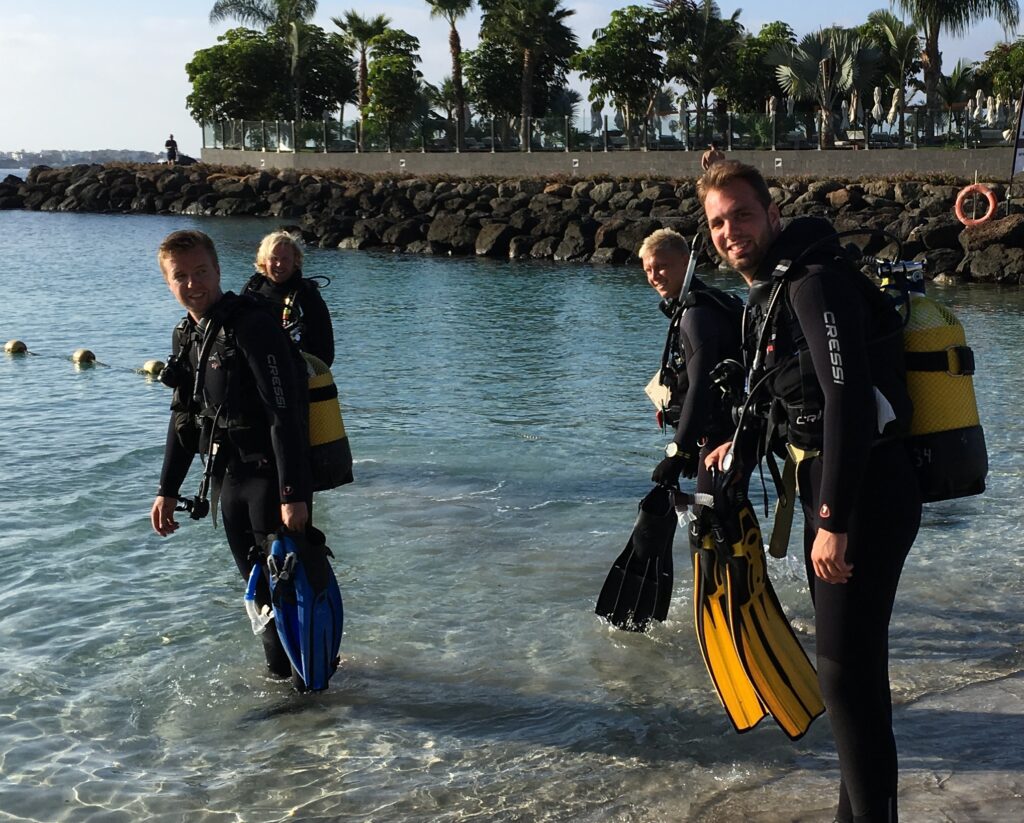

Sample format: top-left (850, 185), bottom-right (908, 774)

top-left (281, 501), bottom-right (309, 532)
top-left (811, 528), bottom-right (853, 583)
top-left (151, 496), bottom-right (179, 536)
top-left (704, 441), bottom-right (732, 472)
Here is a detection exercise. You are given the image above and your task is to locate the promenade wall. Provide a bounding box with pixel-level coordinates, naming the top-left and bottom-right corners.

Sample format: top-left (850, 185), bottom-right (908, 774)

top-left (200, 147), bottom-right (1017, 182)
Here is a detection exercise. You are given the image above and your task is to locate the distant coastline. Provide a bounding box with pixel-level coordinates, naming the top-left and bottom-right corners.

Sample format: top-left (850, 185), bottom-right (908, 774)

top-left (0, 149), bottom-right (164, 169)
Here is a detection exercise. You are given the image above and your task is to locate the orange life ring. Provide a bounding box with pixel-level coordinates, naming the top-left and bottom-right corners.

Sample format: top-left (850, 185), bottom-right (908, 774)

top-left (954, 183), bottom-right (997, 227)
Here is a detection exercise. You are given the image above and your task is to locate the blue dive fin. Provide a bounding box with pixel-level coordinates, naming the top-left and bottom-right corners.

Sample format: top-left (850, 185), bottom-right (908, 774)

top-left (267, 528), bottom-right (344, 691)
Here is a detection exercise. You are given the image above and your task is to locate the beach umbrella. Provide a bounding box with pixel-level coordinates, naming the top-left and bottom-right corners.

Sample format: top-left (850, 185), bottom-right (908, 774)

top-left (848, 90), bottom-right (860, 126)
top-left (786, 96), bottom-right (795, 116)
top-left (840, 101), bottom-right (850, 130)
top-left (975, 90), bottom-right (986, 121)
top-left (987, 95), bottom-right (997, 127)
top-left (887, 89), bottom-right (900, 125)
top-left (996, 94), bottom-right (1006, 124)
top-left (966, 98), bottom-right (975, 120)
top-left (768, 95), bottom-right (778, 116)
top-left (872, 87), bottom-right (885, 121)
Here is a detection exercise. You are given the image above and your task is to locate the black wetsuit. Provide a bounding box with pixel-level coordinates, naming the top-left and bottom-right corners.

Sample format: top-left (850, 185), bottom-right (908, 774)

top-left (158, 292), bottom-right (312, 677)
top-left (748, 219), bottom-right (922, 823)
top-left (242, 272), bottom-right (335, 367)
top-left (659, 279), bottom-right (743, 495)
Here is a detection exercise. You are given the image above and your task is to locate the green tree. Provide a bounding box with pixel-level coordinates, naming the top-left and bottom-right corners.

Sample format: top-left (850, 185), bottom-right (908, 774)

top-left (208, 0), bottom-right (319, 122)
top-left (660, 0), bottom-right (745, 141)
top-left (479, 0), bottom-right (579, 150)
top-left (768, 27), bottom-right (879, 148)
top-left (425, 0), bottom-right (474, 151)
top-left (365, 30), bottom-right (424, 149)
top-left (861, 10), bottom-right (921, 147)
top-left (975, 37), bottom-right (1024, 100)
top-left (893, 0), bottom-right (1020, 138)
top-left (720, 22), bottom-right (796, 113)
top-left (186, 25), bottom-right (353, 125)
top-left (186, 28), bottom-right (289, 122)
top-left (332, 10), bottom-right (392, 148)
top-left (572, 6), bottom-right (664, 147)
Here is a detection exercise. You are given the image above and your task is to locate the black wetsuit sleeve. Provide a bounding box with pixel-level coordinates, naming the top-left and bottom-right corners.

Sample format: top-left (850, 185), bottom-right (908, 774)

top-left (673, 306), bottom-right (736, 453)
top-left (298, 284), bottom-right (335, 367)
top-left (157, 325), bottom-right (198, 498)
top-left (157, 415), bottom-right (197, 498)
top-left (232, 312), bottom-right (312, 503)
top-left (789, 268), bottom-right (877, 532)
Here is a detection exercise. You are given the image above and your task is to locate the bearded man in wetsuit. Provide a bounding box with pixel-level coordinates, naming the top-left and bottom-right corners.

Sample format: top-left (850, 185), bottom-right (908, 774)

top-left (699, 161), bottom-right (922, 823)
top-left (150, 229), bottom-right (311, 679)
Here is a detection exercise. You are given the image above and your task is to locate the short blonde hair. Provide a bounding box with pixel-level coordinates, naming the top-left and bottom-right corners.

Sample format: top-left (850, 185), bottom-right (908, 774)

top-left (255, 230), bottom-right (304, 275)
top-left (638, 227), bottom-right (689, 260)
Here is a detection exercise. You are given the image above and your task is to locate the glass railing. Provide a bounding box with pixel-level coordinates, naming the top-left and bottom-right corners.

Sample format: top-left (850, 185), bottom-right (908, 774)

top-left (202, 107), bottom-right (1012, 154)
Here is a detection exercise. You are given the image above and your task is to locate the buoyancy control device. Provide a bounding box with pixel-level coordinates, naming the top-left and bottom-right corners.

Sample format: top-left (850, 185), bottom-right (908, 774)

top-left (303, 352), bottom-right (353, 491)
top-left (874, 259), bottom-right (987, 502)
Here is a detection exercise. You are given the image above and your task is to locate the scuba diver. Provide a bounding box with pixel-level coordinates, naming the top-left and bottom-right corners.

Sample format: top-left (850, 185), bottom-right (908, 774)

top-left (242, 230), bottom-right (335, 367)
top-left (595, 228), bottom-right (743, 631)
top-left (640, 227), bottom-right (743, 497)
top-left (699, 161), bottom-right (922, 823)
top-left (149, 229), bottom-right (314, 682)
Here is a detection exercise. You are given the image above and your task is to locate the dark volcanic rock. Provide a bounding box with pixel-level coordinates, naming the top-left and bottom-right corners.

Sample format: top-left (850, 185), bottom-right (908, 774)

top-left (475, 222), bottom-right (516, 257)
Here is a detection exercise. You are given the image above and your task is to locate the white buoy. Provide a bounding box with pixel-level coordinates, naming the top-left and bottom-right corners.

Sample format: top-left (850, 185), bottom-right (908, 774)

top-left (72, 348), bottom-right (96, 364)
top-left (141, 359), bottom-right (166, 376)
top-left (5, 340), bottom-right (27, 354)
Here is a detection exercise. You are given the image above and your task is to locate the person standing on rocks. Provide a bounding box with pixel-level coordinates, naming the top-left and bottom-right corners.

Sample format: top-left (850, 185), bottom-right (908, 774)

top-left (164, 134), bottom-right (178, 165)
top-left (701, 141), bottom-right (724, 171)
top-left (699, 160), bottom-right (921, 823)
top-left (243, 230), bottom-right (335, 368)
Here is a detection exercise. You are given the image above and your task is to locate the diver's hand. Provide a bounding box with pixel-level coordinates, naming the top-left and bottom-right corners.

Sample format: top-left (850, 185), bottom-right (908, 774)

top-left (151, 496), bottom-right (179, 536)
top-left (704, 441), bottom-right (732, 472)
top-left (811, 528), bottom-right (853, 584)
top-left (652, 455), bottom-right (688, 486)
top-left (281, 501), bottom-right (309, 532)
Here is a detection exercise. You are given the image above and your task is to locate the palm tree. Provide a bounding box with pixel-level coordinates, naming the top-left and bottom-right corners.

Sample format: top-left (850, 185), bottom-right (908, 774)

top-left (332, 10), bottom-right (391, 149)
top-left (936, 59), bottom-right (976, 139)
top-left (209, 0), bottom-right (319, 123)
top-left (768, 28), bottom-right (879, 148)
top-left (865, 10), bottom-right (920, 147)
top-left (479, 0), bottom-right (578, 150)
top-left (893, 0), bottom-right (1019, 139)
top-left (660, 0), bottom-right (745, 144)
top-left (425, 0), bottom-right (474, 151)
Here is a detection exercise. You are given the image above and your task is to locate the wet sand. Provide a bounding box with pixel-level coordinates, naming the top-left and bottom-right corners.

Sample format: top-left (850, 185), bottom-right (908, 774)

top-left (692, 671), bottom-right (1024, 822)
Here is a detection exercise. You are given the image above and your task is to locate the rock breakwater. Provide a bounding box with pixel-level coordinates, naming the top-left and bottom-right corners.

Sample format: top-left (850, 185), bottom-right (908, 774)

top-left (2, 163), bottom-right (1022, 284)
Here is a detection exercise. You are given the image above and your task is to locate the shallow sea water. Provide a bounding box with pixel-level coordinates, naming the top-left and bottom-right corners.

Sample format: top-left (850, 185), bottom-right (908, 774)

top-left (0, 209), bottom-right (1021, 822)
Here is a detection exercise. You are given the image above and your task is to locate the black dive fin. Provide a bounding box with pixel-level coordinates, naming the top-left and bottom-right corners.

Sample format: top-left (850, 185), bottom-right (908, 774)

top-left (595, 485), bottom-right (677, 631)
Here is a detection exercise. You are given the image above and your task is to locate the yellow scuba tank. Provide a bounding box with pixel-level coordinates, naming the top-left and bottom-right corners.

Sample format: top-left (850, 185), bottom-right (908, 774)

top-left (880, 262), bottom-right (987, 502)
top-left (302, 353), bottom-right (354, 491)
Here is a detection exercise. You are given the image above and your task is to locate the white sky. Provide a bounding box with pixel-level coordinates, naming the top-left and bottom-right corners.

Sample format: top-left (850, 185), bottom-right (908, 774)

top-left (0, 0), bottom-right (1018, 155)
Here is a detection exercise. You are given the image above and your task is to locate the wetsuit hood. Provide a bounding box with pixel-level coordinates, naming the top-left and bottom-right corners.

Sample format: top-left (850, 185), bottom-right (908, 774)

top-left (751, 217), bottom-right (842, 283)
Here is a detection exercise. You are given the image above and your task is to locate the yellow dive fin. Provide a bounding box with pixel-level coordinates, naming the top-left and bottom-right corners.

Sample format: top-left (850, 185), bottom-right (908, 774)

top-left (715, 496), bottom-right (824, 740)
top-left (692, 509), bottom-right (768, 733)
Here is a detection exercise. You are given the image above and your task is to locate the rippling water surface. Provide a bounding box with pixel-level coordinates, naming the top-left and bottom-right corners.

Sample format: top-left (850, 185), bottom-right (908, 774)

top-left (1, 209), bottom-right (1021, 821)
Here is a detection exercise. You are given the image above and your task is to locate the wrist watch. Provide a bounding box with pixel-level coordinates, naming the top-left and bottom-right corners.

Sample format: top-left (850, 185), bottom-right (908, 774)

top-left (665, 442), bottom-right (687, 459)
